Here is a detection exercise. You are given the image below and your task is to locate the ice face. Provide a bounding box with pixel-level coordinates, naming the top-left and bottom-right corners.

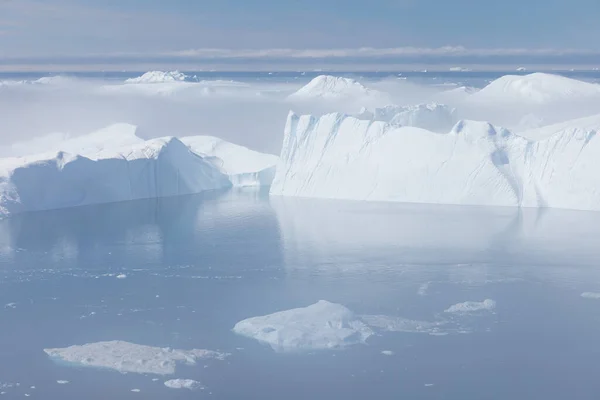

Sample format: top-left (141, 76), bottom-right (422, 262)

top-left (43, 340), bottom-right (229, 375)
top-left (271, 111), bottom-right (600, 211)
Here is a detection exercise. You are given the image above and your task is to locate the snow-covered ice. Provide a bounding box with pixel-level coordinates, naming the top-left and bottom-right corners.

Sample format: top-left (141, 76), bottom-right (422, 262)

top-left (116, 274), bottom-right (127, 279)
top-left (56, 381), bottom-right (69, 385)
top-left (580, 292), bottom-right (600, 299)
top-left (444, 299), bottom-right (496, 314)
top-left (288, 75), bottom-right (382, 101)
top-left (125, 71), bottom-right (188, 84)
top-left (43, 340), bottom-right (229, 375)
top-left (0, 124), bottom-right (277, 218)
top-left (381, 350), bottom-right (394, 356)
top-left (164, 379), bottom-right (204, 390)
top-left (232, 300), bottom-right (374, 352)
top-left (271, 111), bottom-right (600, 211)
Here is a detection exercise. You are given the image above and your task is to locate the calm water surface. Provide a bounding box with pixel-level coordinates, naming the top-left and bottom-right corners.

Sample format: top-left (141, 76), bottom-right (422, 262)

top-left (1, 190), bottom-right (600, 399)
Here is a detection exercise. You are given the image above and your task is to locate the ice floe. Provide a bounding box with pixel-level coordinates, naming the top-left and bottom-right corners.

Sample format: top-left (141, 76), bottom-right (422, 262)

top-left (44, 340), bottom-right (229, 375)
top-left (233, 300), bottom-right (374, 352)
top-left (164, 379), bottom-right (204, 390)
top-left (444, 299), bottom-right (496, 314)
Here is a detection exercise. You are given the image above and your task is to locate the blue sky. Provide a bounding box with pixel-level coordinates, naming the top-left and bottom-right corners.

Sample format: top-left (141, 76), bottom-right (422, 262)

top-left (2, 0), bottom-right (600, 69)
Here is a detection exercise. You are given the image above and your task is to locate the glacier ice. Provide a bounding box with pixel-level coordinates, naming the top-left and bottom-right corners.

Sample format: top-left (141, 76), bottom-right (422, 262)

top-left (232, 300), bottom-right (374, 352)
top-left (125, 71), bottom-right (188, 84)
top-left (0, 124), bottom-right (277, 218)
top-left (270, 111), bottom-right (600, 211)
top-left (43, 340), bottom-right (229, 375)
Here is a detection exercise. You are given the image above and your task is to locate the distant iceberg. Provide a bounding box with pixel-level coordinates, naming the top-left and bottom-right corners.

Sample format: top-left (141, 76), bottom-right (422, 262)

top-left (444, 299), bottom-right (496, 314)
top-left (164, 379), bottom-right (203, 390)
top-left (468, 72), bottom-right (600, 105)
top-left (44, 340), bottom-right (229, 375)
top-left (270, 111), bottom-right (600, 211)
top-left (125, 71), bottom-right (188, 84)
top-left (287, 75), bottom-right (390, 106)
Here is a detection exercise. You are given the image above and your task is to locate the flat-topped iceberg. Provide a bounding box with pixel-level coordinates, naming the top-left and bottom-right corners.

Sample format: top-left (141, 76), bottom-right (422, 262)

top-left (233, 300), bottom-right (374, 352)
top-left (271, 111), bottom-right (600, 211)
top-left (0, 124), bottom-right (278, 218)
top-left (44, 340), bottom-right (229, 375)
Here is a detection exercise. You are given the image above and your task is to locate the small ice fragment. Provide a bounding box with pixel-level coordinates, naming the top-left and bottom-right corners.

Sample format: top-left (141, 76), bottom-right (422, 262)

top-left (164, 379), bottom-right (203, 390)
top-left (444, 299), bottom-right (496, 314)
top-left (425, 383), bottom-right (434, 387)
top-left (381, 350), bottom-right (394, 356)
top-left (581, 292), bottom-right (600, 299)
top-left (131, 389), bottom-right (140, 392)
top-left (152, 378), bottom-right (159, 382)
top-left (56, 381), bottom-right (69, 385)
top-left (4, 303), bottom-right (17, 309)
top-left (116, 274), bottom-right (127, 279)
top-left (30, 386), bottom-right (35, 389)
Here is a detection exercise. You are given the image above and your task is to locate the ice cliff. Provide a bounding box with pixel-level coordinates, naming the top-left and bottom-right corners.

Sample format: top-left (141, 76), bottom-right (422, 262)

top-left (270, 111), bottom-right (600, 211)
top-left (357, 103), bottom-right (457, 132)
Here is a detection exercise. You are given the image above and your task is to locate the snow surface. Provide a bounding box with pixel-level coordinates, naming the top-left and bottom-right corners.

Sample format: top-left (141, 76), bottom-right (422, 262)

top-left (232, 300), bottom-right (374, 352)
top-left (125, 71), bottom-right (188, 84)
top-left (271, 111), bottom-right (600, 211)
top-left (357, 103), bottom-right (456, 132)
top-left (0, 124), bottom-right (277, 217)
top-left (444, 299), bottom-right (496, 313)
top-left (43, 341), bottom-right (229, 375)
top-left (164, 379), bottom-right (203, 390)
top-left (469, 73), bottom-right (600, 105)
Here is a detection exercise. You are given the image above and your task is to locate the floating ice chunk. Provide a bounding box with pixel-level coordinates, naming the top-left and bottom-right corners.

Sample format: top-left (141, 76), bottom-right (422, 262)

top-left (444, 299), bottom-right (496, 314)
top-left (56, 381), bottom-right (69, 385)
top-left (130, 389), bottom-right (141, 392)
top-left (116, 274), bottom-right (127, 279)
top-left (361, 315), bottom-right (447, 335)
top-left (417, 283), bottom-right (430, 296)
top-left (381, 350), bottom-right (394, 356)
top-left (44, 341), bottom-right (229, 375)
top-left (233, 300), bottom-right (374, 352)
top-left (581, 292), bottom-right (600, 299)
top-left (4, 303), bottom-right (17, 309)
top-left (164, 379), bottom-right (203, 390)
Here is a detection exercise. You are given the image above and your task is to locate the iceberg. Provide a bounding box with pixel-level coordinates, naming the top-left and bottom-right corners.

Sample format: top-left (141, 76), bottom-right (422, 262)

top-left (0, 124), bottom-right (277, 218)
top-left (469, 73), bottom-right (600, 105)
top-left (232, 300), bottom-right (374, 352)
top-left (270, 111), bottom-right (600, 211)
top-left (287, 75), bottom-right (390, 107)
top-left (357, 103), bottom-right (457, 132)
top-left (44, 340), bottom-right (229, 375)
top-left (125, 71), bottom-right (188, 84)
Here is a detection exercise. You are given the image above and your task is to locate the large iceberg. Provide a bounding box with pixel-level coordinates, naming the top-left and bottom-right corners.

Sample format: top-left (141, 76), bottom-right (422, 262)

top-left (0, 124), bottom-right (277, 217)
top-left (44, 340), bottom-right (228, 375)
top-left (270, 111), bottom-right (600, 211)
top-left (233, 300), bottom-right (374, 352)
